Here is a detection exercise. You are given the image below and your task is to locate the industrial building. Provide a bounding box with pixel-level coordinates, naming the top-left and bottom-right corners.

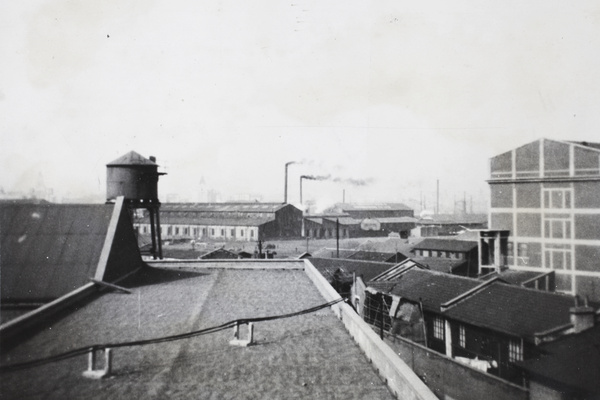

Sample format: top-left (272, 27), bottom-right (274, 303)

top-left (304, 203), bottom-right (417, 239)
top-left (479, 139), bottom-right (600, 301)
top-left (135, 202), bottom-right (303, 242)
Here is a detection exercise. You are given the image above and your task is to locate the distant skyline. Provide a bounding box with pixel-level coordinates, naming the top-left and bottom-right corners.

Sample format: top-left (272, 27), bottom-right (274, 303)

top-left (2, 1), bottom-right (599, 213)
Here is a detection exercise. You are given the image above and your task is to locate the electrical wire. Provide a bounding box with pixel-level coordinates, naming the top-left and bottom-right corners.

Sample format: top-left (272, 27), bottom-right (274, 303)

top-left (0, 298), bottom-right (345, 374)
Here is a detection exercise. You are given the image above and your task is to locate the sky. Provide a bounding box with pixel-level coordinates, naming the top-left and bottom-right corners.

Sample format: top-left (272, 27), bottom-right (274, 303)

top-left (2, 1), bottom-right (600, 213)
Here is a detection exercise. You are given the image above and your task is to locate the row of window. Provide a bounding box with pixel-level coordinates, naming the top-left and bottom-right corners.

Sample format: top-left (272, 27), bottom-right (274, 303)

top-left (416, 249), bottom-right (465, 260)
top-left (432, 316), bottom-right (522, 362)
top-left (138, 225), bottom-right (256, 238)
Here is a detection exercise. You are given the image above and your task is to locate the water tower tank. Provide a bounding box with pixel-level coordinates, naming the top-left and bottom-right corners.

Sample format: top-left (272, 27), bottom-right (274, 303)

top-left (106, 151), bottom-right (164, 203)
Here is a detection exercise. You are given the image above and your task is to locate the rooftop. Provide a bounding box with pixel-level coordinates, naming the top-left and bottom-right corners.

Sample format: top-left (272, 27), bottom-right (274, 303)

top-left (161, 202), bottom-right (291, 213)
top-left (412, 238), bottom-right (478, 253)
top-left (442, 282), bottom-right (575, 341)
top-left (0, 264), bottom-right (396, 399)
top-left (369, 268), bottom-right (481, 312)
top-left (308, 258), bottom-right (396, 283)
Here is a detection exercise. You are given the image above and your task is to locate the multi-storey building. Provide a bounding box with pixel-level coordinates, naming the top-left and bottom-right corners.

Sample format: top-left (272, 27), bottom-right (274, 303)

top-left (480, 139), bottom-right (600, 301)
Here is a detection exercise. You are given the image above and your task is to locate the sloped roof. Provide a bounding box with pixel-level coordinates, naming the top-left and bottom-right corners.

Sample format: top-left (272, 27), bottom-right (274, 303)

top-left (369, 268), bottom-right (481, 312)
top-left (162, 202), bottom-right (292, 213)
top-left (338, 203), bottom-right (412, 211)
top-left (0, 200), bottom-right (142, 303)
top-left (107, 151), bottom-right (157, 166)
top-left (479, 270), bottom-right (551, 285)
top-left (518, 324), bottom-right (600, 395)
top-left (442, 282), bottom-right (575, 341)
top-left (376, 217), bottom-right (419, 224)
top-left (308, 257), bottom-right (395, 283)
top-left (413, 256), bottom-right (467, 273)
top-left (153, 215), bottom-right (275, 227)
top-left (322, 217), bottom-right (361, 225)
top-left (412, 238), bottom-right (478, 253)
top-left (199, 248), bottom-right (239, 259)
top-left (348, 251), bottom-right (408, 263)
top-left (310, 248), bottom-right (359, 259)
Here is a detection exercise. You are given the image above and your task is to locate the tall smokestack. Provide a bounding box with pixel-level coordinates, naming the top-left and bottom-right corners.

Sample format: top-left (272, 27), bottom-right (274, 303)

top-left (284, 161), bottom-right (296, 204)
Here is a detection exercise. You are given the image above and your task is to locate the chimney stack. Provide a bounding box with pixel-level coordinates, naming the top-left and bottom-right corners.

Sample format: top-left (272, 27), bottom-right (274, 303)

top-left (570, 296), bottom-right (595, 333)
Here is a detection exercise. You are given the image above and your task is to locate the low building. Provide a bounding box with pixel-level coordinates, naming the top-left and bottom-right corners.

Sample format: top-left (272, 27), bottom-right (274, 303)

top-left (363, 262), bottom-right (599, 398)
top-left (411, 238), bottom-right (479, 277)
top-left (412, 214), bottom-right (488, 237)
top-left (305, 204), bottom-right (417, 239)
top-left (135, 202), bottom-right (303, 242)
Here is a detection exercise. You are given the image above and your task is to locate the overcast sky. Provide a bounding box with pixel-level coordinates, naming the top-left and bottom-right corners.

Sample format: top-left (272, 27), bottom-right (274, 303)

top-left (2, 1), bottom-right (599, 212)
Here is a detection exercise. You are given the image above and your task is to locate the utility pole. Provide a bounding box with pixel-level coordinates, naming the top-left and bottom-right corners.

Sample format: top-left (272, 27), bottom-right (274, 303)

top-left (336, 218), bottom-right (340, 258)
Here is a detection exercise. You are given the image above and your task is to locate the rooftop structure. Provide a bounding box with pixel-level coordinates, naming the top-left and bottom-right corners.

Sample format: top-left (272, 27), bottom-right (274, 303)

top-left (0, 261), bottom-right (436, 399)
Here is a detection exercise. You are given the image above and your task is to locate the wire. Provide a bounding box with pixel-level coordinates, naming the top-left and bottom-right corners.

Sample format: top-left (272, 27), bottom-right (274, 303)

top-left (0, 298), bottom-right (345, 374)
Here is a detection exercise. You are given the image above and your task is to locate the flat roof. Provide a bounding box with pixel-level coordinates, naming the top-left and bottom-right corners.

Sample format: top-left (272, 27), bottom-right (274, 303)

top-left (0, 264), bottom-right (396, 399)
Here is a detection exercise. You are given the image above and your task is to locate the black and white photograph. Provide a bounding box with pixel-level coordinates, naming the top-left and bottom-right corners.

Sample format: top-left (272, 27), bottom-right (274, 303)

top-left (1, 1), bottom-right (599, 399)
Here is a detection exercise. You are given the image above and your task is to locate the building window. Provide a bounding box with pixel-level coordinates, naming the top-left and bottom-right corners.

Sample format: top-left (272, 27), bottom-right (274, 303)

top-left (175, 227), bottom-right (180, 235)
top-left (211, 229), bottom-right (215, 236)
top-left (167, 227), bottom-right (172, 235)
top-left (231, 229), bottom-right (235, 236)
top-left (509, 339), bottom-right (523, 362)
top-left (544, 245), bottom-right (572, 270)
top-left (183, 228), bottom-right (188, 235)
top-left (459, 325), bottom-right (466, 348)
top-left (433, 316), bottom-right (444, 340)
top-left (221, 229), bottom-right (225, 236)
top-left (250, 230), bottom-right (254, 238)
top-left (544, 218), bottom-right (572, 239)
top-left (241, 230), bottom-right (244, 237)
top-left (543, 188), bottom-right (572, 209)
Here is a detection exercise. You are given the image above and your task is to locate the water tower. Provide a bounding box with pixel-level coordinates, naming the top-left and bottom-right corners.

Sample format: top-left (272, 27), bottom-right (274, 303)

top-left (106, 151), bottom-right (166, 259)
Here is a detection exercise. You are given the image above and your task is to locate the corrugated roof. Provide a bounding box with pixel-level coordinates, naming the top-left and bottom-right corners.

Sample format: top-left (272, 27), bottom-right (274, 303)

top-left (106, 151), bottom-right (156, 166)
top-left (412, 238), bottom-right (478, 252)
top-left (442, 282), bottom-right (575, 341)
top-left (308, 257), bottom-right (395, 283)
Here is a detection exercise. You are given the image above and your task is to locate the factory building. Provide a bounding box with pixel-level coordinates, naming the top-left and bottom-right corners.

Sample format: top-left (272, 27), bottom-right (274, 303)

top-left (304, 203), bottom-right (417, 239)
top-left (135, 202), bottom-right (303, 242)
top-left (480, 139), bottom-right (600, 301)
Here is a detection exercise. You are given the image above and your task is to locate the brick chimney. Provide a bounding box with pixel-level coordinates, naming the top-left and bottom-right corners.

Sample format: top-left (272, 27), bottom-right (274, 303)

top-left (570, 296), bottom-right (595, 333)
